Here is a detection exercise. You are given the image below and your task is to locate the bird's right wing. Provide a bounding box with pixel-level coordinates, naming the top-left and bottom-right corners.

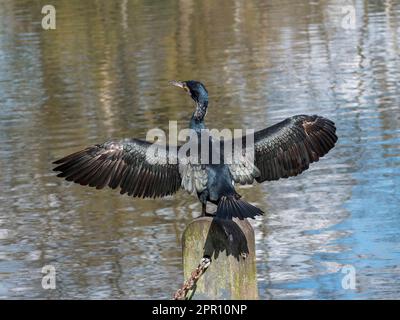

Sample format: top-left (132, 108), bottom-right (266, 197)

top-left (53, 138), bottom-right (182, 198)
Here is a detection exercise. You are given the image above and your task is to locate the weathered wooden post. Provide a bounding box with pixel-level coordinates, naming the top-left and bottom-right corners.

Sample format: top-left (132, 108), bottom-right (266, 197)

top-left (181, 216), bottom-right (258, 300)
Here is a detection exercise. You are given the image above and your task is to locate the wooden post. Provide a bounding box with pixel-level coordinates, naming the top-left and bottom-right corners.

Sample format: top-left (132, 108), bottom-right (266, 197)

top-left (182, 217), bottom-right (258, 300)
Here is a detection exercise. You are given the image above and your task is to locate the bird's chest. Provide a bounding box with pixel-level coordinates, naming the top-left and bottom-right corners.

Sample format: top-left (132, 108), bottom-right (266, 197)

top-left (179, 162), bottom-right (233, 199)
top-left (179, 162), bottom-right (208, 195)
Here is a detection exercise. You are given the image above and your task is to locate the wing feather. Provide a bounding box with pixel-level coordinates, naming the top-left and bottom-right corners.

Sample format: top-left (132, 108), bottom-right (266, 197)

top-left (226, 114), bottom-right (337, 184)
top-left (253, 115), bottom-right (337, 183)
top-left (53, 139), bottom-right (182, 198)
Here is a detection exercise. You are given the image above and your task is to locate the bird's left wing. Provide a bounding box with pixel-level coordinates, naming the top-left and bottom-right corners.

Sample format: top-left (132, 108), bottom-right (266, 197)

top-left (252, 115), bottom-right (337, 182)
top-left (226, 115), bottom-right (338, 184)
top-left (53, 138), bottom-right (182, 198)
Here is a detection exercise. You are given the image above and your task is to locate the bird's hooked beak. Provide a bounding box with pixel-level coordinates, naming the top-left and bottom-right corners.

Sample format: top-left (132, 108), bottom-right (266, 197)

top-left (170, 80), bottom-right (184, 88)
top-left (170, 80), bottom-right (191, 95)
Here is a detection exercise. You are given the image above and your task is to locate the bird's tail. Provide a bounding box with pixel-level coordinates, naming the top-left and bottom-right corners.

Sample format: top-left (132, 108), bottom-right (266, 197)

top-left (216, 195), bottom-right (263, 220)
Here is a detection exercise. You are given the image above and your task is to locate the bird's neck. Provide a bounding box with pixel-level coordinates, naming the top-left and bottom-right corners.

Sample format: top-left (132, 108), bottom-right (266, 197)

top-left (193, 99), bottom-right (208, 121)
top-left (190, 100), bottom-right (208, 131)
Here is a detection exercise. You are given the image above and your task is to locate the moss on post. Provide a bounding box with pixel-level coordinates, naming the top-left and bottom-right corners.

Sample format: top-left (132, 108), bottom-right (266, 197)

top-left (182, 217), bottom-right (258, 300)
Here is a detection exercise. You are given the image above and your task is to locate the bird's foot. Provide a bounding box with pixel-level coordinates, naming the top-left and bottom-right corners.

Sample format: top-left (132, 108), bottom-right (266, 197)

top-left (204, 212), bottom-right (216, 218)
top-left (197, 212), bottom-right (216, 218)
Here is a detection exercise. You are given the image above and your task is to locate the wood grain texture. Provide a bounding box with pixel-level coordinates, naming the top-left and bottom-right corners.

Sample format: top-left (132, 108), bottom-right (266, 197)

top-left (182, 217), bottom-right (258, 300)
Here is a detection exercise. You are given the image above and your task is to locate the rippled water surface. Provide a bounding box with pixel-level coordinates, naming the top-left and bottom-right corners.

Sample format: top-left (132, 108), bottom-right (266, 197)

top-left (0, 0), bottom-right (399, 299)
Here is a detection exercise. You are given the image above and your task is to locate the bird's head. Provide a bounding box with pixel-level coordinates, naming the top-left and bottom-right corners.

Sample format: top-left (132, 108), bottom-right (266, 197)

top-left (171, 80), bottom-right (208, 121)
top-left (171, 80), bottom-right (208, 104)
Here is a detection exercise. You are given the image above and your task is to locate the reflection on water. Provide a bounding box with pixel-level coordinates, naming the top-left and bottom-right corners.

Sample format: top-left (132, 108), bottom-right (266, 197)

top-left (0, 0), bottom-right (399, 299)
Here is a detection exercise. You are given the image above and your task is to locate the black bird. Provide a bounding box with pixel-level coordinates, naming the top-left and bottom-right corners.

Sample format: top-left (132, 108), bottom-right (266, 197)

top-left (53, 80), bottom-right (337, 219)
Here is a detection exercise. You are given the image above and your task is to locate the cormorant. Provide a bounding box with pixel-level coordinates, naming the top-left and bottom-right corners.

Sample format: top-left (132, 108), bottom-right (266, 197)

top-left (53, 80), bottom-right (337, 219)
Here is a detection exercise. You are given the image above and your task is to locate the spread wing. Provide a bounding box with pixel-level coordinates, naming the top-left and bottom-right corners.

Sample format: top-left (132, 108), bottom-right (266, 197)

top-left (53, 139), bottom-right (182, 198)
top-left (228, 115), bottom-right (338, 184)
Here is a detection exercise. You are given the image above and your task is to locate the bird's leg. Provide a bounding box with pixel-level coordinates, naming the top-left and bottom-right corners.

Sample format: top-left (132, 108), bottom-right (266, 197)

top-left (201, 203), bottom-right (207, 217)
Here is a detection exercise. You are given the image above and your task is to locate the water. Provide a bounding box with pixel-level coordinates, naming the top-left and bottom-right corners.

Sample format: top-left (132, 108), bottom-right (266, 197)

top-left (0, 0), bottom-right (399, 299)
